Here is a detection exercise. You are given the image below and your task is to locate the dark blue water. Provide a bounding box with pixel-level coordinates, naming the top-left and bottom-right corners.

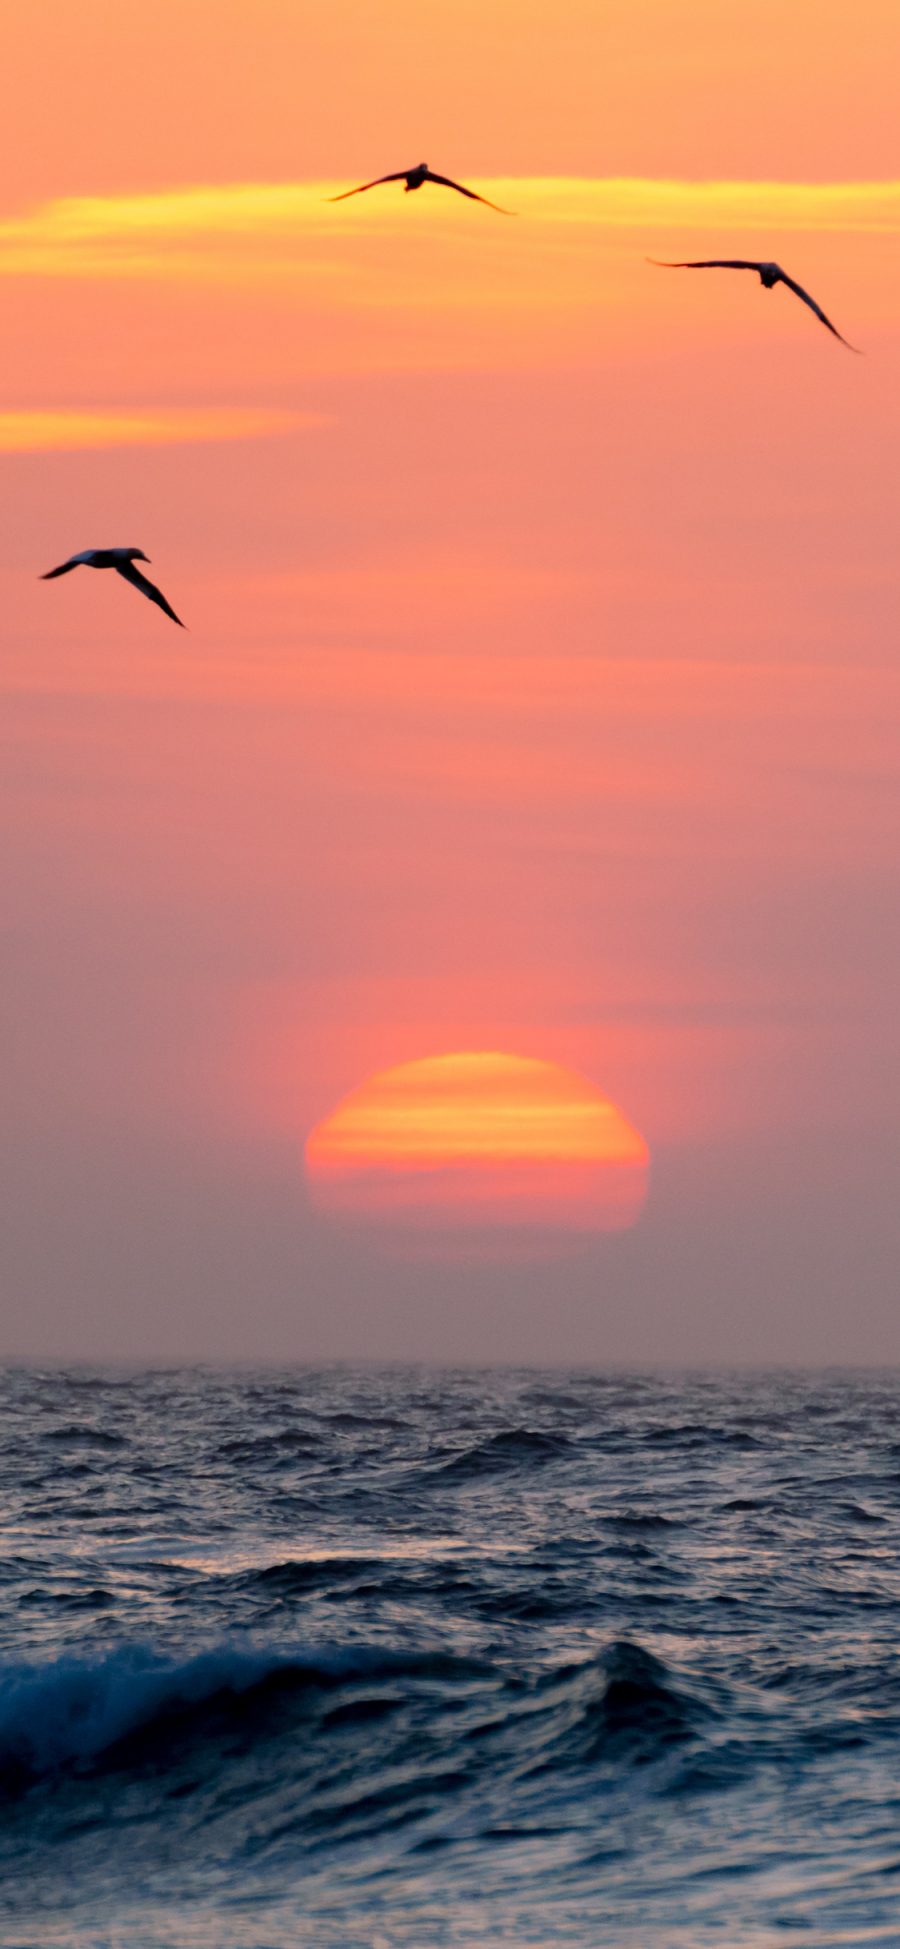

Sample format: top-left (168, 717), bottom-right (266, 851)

top-left (2, 1367), bottom-right (900, 1946)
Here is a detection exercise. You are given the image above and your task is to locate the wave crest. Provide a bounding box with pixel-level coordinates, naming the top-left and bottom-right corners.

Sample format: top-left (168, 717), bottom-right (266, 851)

top-left (435, 1428), bottom-right (572, 1481)
top-left (0, 1642), bottom-right (479, 1783)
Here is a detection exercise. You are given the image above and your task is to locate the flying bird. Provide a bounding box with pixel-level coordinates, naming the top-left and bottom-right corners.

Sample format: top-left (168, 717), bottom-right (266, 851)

top-left (648, 258), bottom-right (859, 350)
top-left (40, 548), bottom-right (185, 626)
top-left (328, 162), bottom-right (513, 213)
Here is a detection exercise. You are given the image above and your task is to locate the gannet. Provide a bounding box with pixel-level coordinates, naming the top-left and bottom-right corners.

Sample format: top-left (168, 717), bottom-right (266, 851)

top-left (328, 162), bottom-right (513, 213)
top-left (40, 548), bottom-right (185, 626)
top-left (648, 258), bottom-right (859, 350)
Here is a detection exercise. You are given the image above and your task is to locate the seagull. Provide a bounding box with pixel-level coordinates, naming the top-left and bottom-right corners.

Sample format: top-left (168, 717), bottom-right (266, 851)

top-left (40, 548), bottom-right (185, 626)
top-left (327, 162), bottom-right (513, 213)
top-left (648, 258), bottom-right (859, 350)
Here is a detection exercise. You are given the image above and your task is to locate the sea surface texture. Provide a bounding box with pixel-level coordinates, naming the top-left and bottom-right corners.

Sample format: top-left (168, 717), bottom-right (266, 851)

top-left (2, 1368), bottom-right (900, 1947)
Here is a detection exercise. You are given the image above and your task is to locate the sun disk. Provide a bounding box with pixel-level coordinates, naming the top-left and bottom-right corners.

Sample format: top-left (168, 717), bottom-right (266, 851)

top-left (305, 1052), bottom-right (649, 1237)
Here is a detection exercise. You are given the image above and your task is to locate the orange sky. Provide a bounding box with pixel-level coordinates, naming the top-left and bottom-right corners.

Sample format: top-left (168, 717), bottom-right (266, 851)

top-left (1, 2), bottom-right (899, 1358)
top-left (5, 2), bottom-right (900, 198)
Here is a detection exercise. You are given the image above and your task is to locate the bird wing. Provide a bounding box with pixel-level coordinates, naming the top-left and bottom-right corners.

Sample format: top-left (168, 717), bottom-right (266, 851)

top-left (326, 172), bottom-right (410, 202)
top-left (116, 560), bottom-right (185, 626)
top-left (776, 270), bottom-right (860, 350)
top-left (647, 259), bottom-right (762, 271)
top-left (40, 551), bottom-right (93, 579)
top-left (423, 171), bottom-right (514, 213)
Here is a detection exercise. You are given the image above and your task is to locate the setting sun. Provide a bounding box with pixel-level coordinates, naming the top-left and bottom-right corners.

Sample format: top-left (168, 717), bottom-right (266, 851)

top-left (305, 1052), bottom-right (649, 1234)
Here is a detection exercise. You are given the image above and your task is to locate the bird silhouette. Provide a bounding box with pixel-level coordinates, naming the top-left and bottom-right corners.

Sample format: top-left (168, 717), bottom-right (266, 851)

top-left (648, 258), bottom-right (859, 350)
top-left (40, 548), bottom-right (185, 625)
top-left (328, 162), bottom-right (513, 213)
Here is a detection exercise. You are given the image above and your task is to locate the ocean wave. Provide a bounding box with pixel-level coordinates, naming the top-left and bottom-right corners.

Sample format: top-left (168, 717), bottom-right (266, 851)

top-left (2, 1370), bottom-right (900, 1944)
top-left (41, 1426), bottom-right (128, 1449)
top-left (235, 1556), bottom-right (387, 1597)
top-left (605, 1510), bottom-right (681, 1531)
top-left (641, 1423), bottom-right (763, 1450)
top-left (0, 1634), bottom-right (714, 1796)
top-left (214, 1429), bottom-right (324, 1464)
top-left (0, 1641), bottom-right (487, 1784)
top-left (433, 1428), bottom-right (572, 1480)
top-left (4, 1625), bottom-right (881, 1910)
top-left (528, 1642), bottom-right (717, 1773)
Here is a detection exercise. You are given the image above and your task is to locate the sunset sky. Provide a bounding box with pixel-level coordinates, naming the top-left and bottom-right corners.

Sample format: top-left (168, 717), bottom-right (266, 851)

top-left (2, 0), bottom-right (899, 1361)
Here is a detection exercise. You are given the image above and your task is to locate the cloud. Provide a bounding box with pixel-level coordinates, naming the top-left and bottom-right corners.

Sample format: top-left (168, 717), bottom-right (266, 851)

top-left (0, 406), bottom-right (325, 453)
top-left (0, 178), bottom-right (898, 283)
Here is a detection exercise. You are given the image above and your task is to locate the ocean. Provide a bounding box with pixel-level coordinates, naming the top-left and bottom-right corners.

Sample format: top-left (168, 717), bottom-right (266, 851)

top-left (2, 1365), bottom-right (899, 1947)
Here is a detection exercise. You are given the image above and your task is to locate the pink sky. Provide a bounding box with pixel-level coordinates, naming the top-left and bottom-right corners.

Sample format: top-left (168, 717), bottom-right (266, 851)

top-left (1, 2), bottom-right (899, 1360)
